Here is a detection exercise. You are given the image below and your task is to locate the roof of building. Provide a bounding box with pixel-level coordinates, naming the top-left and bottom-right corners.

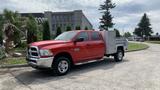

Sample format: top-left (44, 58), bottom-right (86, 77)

top-left (20, 13), bottom-right (44, 18)
top-left (46, 10), bottom-right (82, 15)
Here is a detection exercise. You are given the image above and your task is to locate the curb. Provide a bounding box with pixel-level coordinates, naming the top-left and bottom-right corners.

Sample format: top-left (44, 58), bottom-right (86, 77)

top-left (126, 46), bottom-right (149, 52)
top-left (0, 64), bottom-right (29, 69)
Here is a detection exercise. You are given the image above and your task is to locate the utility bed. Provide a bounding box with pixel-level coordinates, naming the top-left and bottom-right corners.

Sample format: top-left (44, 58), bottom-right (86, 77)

top-left (116, 37), bottom-right (128, 51)
top-left (101, 31), bottom-right (128, 55)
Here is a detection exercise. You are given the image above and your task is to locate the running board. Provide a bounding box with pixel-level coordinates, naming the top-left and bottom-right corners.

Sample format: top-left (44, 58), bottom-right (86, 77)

top-left (75, 59), bottom-right (103, 66)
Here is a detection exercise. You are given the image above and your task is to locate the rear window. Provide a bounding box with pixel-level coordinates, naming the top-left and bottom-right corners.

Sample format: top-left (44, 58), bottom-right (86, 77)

top-left (91, 32), bottom-right (101, 40)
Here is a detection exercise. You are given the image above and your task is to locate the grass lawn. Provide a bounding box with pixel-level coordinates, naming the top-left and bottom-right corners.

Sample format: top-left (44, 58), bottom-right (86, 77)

top-left (146, 41), bottom-right (160, 44)
top-left (0, 57), bottom-right (27, 65)
top-left (127, 42), bottom-right (149, 52)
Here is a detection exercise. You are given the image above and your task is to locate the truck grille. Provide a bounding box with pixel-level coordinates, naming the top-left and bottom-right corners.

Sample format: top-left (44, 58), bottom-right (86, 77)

top-left (28, 46), bottom-right (39, 58)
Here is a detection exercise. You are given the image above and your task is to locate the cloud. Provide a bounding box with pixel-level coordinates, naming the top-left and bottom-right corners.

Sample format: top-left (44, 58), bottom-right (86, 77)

top-left (112, 0), bottom-right (160, 34)
top-left (0, 0), bottom-right (160, 34)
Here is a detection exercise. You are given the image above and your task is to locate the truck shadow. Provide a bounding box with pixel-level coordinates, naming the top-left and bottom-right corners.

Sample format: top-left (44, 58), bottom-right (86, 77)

top-left (14, 58), bottom-right (129, 86)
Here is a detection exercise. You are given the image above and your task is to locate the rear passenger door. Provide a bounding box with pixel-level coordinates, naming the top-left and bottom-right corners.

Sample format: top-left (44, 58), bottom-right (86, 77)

top-left (88, 32), bottom-right (105, 59)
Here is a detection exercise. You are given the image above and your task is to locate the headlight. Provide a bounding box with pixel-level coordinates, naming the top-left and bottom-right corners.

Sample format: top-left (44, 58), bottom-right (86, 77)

top-left (40, 49), bottom-right (53, 56)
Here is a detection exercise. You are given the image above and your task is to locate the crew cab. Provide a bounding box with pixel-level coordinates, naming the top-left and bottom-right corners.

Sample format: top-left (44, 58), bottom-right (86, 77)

top-left (26, 30), bottom-right (128, 75)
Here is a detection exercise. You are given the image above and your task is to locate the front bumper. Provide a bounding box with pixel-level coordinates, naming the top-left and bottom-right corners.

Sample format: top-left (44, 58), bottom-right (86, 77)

top-left (26, 57), bottom-right (54, 68)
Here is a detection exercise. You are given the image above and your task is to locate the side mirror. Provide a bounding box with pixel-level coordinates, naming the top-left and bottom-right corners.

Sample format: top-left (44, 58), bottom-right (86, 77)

top-left (75, 37), bottom-right (84, 42)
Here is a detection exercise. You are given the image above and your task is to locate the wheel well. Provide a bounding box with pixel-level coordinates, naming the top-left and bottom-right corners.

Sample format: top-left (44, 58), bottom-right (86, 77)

top-left (54, 52), bottom-right (74, 66)
top-left (117, 46), bottom-right (124, 55)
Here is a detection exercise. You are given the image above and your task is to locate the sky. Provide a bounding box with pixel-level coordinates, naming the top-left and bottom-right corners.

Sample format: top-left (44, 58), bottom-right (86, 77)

top-left (0, 0), bottom-right (160, 35)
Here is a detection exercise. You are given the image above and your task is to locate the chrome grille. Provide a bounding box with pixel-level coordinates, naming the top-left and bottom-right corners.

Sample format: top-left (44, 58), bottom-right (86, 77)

top-left (28, 46), bottom-right (39, 58)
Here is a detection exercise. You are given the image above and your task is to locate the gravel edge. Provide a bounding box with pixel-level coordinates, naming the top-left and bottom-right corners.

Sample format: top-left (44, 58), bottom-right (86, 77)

top-left (0, 64), bottom-right (29, 68)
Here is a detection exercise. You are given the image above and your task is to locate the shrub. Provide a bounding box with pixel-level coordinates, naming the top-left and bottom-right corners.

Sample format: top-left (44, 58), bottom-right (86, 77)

top-left (43, 21), bottom-right (50, 40)
top-left (75, 26), bottom-right (81, 30)
top-left (66, 26), bottom-right (71, 31)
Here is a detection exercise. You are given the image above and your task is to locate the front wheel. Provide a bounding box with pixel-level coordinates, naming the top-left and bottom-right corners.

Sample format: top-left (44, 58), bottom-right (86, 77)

top-left (52, 57), bottom-right (71, 76)
top-left (114, 50), bottom-right (124, 62)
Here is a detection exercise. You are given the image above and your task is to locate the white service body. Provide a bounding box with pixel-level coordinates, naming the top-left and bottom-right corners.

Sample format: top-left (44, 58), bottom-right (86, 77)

top-left (101, 31), bottom-right (128, 55)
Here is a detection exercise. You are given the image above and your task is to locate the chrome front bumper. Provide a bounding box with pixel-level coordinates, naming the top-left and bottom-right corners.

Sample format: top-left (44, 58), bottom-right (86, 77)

top-left (27, 57), bottom-right (54, 68)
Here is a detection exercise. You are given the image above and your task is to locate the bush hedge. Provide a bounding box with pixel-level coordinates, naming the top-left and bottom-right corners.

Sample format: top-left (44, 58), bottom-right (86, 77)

top-left (0, 47), bottom-right (6, 59)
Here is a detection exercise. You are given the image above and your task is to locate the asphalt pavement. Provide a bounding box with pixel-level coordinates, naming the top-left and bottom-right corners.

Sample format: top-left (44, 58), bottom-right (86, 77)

top-left (0, 43), bottom-right (160, 90)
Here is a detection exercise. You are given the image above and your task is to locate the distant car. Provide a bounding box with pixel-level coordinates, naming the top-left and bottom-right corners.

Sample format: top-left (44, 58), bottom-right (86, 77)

top-left (139, 39), bottom-right (145, 42)
top-left (127, 37), bottom-right (134, 41)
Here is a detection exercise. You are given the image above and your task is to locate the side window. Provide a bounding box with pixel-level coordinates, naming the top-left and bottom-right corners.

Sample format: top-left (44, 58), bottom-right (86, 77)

top-left (76, 32), bottom-right (89, 41)
top-left (91, 32), bottom-right (101, 40)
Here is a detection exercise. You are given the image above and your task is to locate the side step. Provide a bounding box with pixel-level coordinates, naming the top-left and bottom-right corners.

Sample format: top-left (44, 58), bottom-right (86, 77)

top-left (75, 59), bottom-right (104, 66)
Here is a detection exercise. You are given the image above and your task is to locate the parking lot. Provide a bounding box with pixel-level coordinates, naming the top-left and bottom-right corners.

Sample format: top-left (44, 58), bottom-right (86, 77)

top-left (0, 43), bottom-right (160, 90)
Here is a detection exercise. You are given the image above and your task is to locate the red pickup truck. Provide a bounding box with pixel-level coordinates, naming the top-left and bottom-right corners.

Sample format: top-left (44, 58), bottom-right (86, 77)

top-left (26, 30), bottom-right (128, 75)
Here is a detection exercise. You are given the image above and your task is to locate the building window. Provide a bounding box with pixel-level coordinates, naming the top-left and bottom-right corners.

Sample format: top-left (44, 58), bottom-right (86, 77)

top-left (56, 24), bottom-right (59, 27)
top-left (65, 16), bottom-right (67, 22)
top-left (64, 24), bottom-right (66, 27)
top-left (52, 24), bottom-right (55, 31)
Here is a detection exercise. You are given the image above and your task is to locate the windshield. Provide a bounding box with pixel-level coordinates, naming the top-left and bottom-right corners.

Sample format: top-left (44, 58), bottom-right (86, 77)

top-left (55, 31), bottom-right (77, 41)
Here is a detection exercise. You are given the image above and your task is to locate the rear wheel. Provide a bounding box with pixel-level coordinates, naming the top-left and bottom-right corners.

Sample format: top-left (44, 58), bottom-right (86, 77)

top-left (114, 49), bottom-right (124, 62)
top-left (52, 57), bottom-right (71, 76)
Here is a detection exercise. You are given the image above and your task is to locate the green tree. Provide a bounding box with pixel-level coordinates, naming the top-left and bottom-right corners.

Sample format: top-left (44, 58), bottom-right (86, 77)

top-left (0, 30), bottom-right (2, 45)
top-left (124, 32), bottom-right (131, 38)
top-left (85, 26), bottom-right (88, 30)
top-left (0, 16), bottom-right (4, 45)
top-left (66, 26), bottom-right (71, 31)
top-left (56, 27), bottom-right (62, 36)
top-left (42, 21), bottom-right (50, 40)
top-left (0, 9), bottom-right (28, 54)
top-left (75, 26), bottom-right (81, 30)
top-left (114, 29), bottom-right (121, 37)
top-left (37, 24), bottom-right (43, 41)
top-left (134, 13), bottom-right (153, 37)
top-left (3, 9), bottom-right (23, 46)
top-left (133, 28), bottom-right (141, 37)
top-left (3, 9), bottom-right (19, 23)
top-left (26, 15), bottom-right (38, 44)
top-left (99, 0), bottom-right (116, 31)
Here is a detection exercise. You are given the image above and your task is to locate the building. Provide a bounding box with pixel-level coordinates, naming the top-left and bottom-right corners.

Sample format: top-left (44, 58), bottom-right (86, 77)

top-left (44, 10), bottom-right (93, 37)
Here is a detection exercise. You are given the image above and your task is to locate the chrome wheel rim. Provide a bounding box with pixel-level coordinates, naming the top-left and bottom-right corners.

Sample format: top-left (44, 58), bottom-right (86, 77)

top-left (58, 60), bottom-right (68, 73)
top-left (118, 52), bottom-right (123, 60)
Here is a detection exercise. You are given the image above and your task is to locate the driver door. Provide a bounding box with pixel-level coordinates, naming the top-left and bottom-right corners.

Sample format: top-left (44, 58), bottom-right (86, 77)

top-left (73, 32), bottom-right (90, 63)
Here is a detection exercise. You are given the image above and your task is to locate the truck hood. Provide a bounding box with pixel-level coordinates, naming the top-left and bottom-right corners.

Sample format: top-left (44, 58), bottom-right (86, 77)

top-left (30, 40), bottom-right (69, 48)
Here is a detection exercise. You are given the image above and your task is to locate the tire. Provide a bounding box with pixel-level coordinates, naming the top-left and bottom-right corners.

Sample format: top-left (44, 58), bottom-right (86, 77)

top-left (52, 57), bottom-right (71, 76)
top-left (114, 49), bottom-right (124, 62)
